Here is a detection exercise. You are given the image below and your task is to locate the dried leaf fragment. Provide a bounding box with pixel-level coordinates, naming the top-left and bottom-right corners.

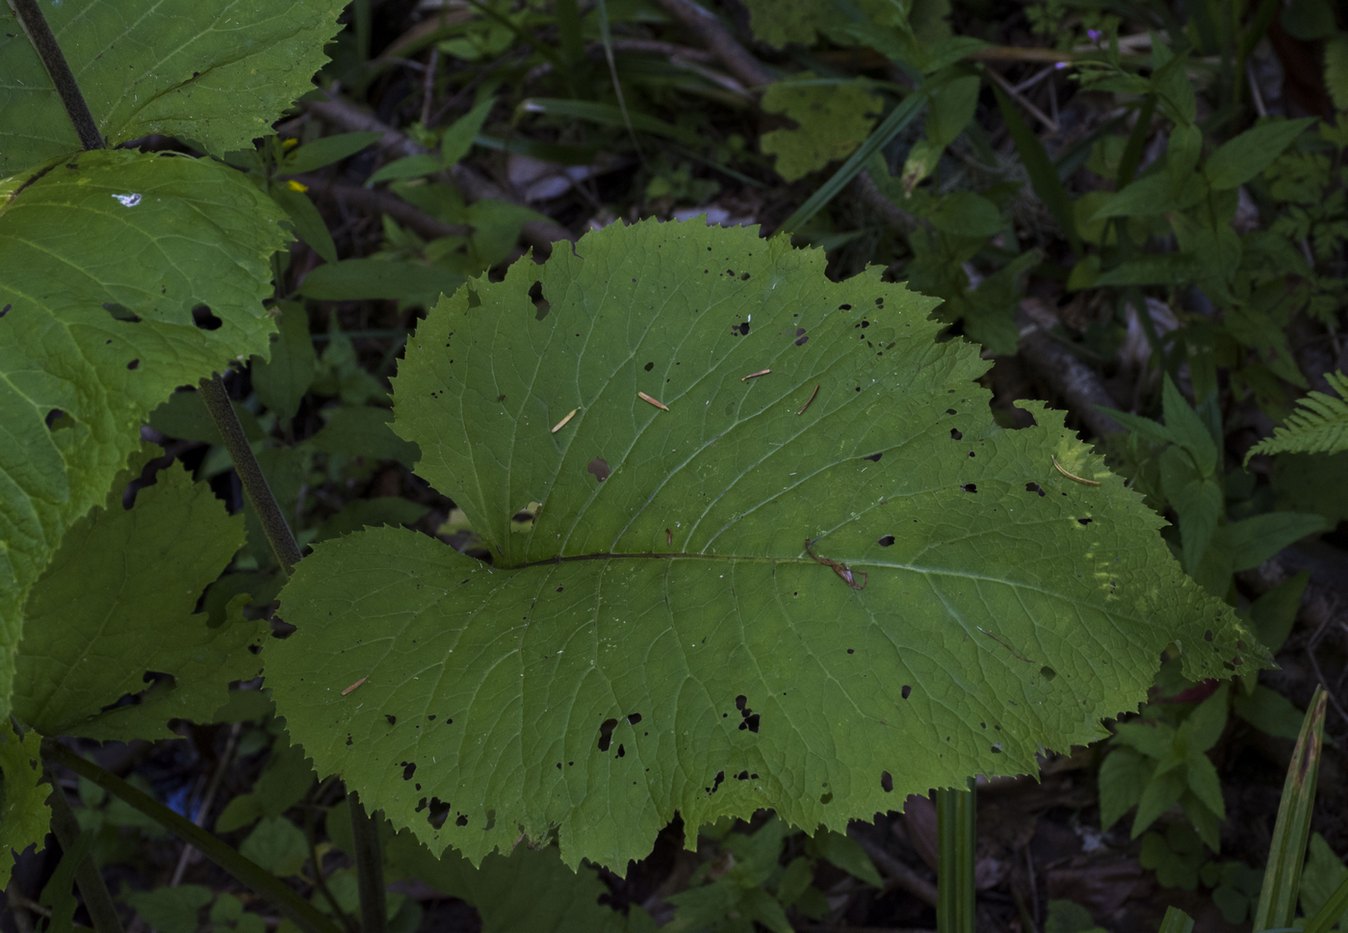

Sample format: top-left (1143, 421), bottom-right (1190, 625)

top-left (796, 384), bottom-right (820, 415)
top-left (550, 408), bottom-right (579, 433)
top-left (1051, 456), bottom-right (1100, 487)
top-left (637, 391), bottom-right (669, 411)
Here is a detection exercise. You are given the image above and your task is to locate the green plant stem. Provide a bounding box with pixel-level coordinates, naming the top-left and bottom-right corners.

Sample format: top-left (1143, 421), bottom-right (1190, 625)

top-left (198, 374), bottom-right (304, 573)
top-left (6, 0), bottom-right (104, 150)
top-left (13, 6), bottom-right (352, 928)
top-left (936, 780), bottom-right (976, 933)
top-left (45, 770), bottom-right (125, 933)
top-left (197, 282), bottom-right (394, 933)
top-left (554, 0), bottom-right (585, 98)
top-left (349, 797), bottom-right (387, 933)
top-left (199, 379), bottom-right (389, 928)
top-left (44, 741), bottom-right (342, 933)
top-left (302, 805), bottom-right (355, 932)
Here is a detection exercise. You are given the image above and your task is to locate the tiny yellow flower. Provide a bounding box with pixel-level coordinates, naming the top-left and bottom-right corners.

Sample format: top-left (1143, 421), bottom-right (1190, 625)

top-left (286, 179), bottom-right (309, 193)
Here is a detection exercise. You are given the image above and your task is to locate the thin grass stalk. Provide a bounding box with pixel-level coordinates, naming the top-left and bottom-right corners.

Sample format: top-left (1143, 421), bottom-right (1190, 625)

top-left (1253, 685), bottom-right (1328, 930)
top-left (45, 771), bottom-right (125, 933)
top-left (779, 79), bottom-right (941, 234)
top-left (1303, 872), bottom-right (1348, 933)
top-left (45, 742), bottom-right (342, 933)
top-left (1156, 905), bottom-right (1195, 933)
top-left (554, 0), bottom-right (585, 89)
top-left (992, 83), bottom-right (1080, 253)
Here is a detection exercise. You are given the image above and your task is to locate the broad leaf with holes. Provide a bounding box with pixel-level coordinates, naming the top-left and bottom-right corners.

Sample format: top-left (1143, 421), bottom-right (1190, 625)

top-left (0, 0), bottom-right (347, 720)
top-left (13, 460), bottom-right (262, 740)
top-left (268, 219), bottom-right (1259, 870)
top-left (0, 149), bottom-right (285, 718)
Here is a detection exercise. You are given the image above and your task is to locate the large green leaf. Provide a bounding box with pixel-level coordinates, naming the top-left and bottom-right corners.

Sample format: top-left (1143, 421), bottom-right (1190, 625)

top-left (268, 219), bottom-right (1257, 870)
top-left (12, 459), bottom-right (261, 740)
top-left (0, 0), bottom-right (348, 176)
top-left (0, 149), bottom-right (286, 716)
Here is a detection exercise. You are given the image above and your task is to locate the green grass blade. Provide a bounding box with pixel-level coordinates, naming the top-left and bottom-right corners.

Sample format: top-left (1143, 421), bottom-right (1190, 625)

top-left (992, 84), bottom-right (1080, 253)
top-left (594, 0), bottom-right (642, 158)
top-left (1304, 872), bottom-right (1348, 933)
top-left (555, 0), bottom-right (585, 83)
top-left (936, 781), bottom-right (976, 933)
top-left (779, 81), bottom-right (935, 234)
top-left (1116, 96), bottom-right (1157, 187)
top-left (1253, 685), bottom-right (1328, 931)
top-left (518, 97), bottom-right (700, 145)
top-left (1157, 905), bottom-right (1195, 933)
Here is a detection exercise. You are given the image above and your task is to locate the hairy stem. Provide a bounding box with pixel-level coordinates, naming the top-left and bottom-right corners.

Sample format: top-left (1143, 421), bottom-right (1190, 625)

top-left (349, 798), bottom-right (387, 933)
top-left (6, 0), bottom-right (103, 150)
top-left (198, 375), bottom-right (304, 572)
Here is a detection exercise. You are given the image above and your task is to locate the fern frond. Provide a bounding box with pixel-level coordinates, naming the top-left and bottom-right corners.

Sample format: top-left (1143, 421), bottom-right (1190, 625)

top-left (1246, 372), bottom-right (1348, 462)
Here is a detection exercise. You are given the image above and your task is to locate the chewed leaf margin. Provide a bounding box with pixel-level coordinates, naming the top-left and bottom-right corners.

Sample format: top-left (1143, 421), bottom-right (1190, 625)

top-left (268, 219), bottom-right (1262, 871)
top-left (0, 149), bottom-right (287, 716)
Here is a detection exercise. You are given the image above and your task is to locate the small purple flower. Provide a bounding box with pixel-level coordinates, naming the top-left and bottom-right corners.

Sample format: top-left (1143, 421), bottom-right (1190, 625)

top-left (1054, 61), bottom-right (1068, 70)
top-left (1087, 28), bottom-right (1103, 43)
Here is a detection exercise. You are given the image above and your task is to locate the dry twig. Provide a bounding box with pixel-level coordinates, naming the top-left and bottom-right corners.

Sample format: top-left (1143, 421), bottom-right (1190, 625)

top-left (304, 95), bottom-right (575, 252)
top-left (652, 0), bottom-right (774, 90)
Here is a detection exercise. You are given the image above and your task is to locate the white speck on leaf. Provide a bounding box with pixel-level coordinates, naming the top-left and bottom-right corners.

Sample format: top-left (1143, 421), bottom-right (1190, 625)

top-left (111, 193), bottom-right (142, 207)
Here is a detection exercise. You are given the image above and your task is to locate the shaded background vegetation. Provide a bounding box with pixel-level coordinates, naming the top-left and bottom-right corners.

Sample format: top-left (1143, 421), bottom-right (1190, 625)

top-left (10, 0), bottom-right (1348, 930)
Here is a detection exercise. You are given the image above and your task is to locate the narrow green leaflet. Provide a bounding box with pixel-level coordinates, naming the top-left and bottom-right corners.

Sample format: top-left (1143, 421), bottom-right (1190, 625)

top-left (1202, 118), bottom-right (1315, 192)
top-left (0, 720), bottom-right (47, 887)
top-left (0, 0), bottom-right (348, 176)
top-left (1328, 35), bottom-right (1348, 112)
top-left (12, 460), bottom-right (261, 739)
top-left (0, 149), bottom-right (286, 717)
top-left (268, 220), bottom-right (1258, 870)
top-left (1245, 371), bottom-right (1348, 462)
